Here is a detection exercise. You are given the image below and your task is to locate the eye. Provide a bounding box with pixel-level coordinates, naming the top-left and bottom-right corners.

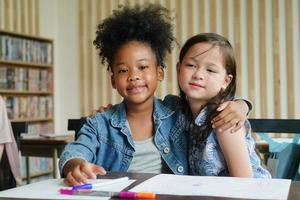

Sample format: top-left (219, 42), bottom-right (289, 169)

top-left (118, 68), bottom-right (128, 74)
top-left (207, 69), bottom-right (217, 73)
top-left (139, 65), bottom-right (149, 70)
top-left (185, 64), bottom-right (196, 68)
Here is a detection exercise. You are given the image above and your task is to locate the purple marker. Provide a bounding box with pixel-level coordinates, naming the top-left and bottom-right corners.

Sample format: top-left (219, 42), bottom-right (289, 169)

top-left (72, 183), bottom-right (92, 190)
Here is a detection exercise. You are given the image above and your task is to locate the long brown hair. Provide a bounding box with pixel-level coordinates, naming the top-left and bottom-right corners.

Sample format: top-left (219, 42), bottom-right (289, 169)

top-left (179, 33), bottom-right (237, 141)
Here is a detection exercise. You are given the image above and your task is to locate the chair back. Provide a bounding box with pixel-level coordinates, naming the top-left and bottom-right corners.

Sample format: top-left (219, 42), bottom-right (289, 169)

top-left (249, 118), bottom-right (300, 180)
top-left (249, 119), bottom-right (300, 133)
top-left (11, 122), bottom-right (28, 150)
top-left (67, 118), bottom-right (86, 140)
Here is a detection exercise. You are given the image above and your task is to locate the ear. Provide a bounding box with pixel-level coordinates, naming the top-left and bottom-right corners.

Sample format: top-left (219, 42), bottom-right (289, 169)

top-left (221, 74), bottom-right (233, 90)
top-left (157, 66), bottom-right (164, 81)
top-left (111, 73), bottom-right (116, 89)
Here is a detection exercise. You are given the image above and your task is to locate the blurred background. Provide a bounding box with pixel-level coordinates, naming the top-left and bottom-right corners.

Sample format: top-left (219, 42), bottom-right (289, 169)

top-left (0, 0), bottom-right (299, 136)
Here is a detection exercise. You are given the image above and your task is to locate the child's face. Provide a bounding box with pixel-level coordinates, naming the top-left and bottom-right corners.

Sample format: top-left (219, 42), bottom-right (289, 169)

top-left (111, 41), bottom-right (164, 105)
top-left (177, 42), bottom-right (232, 106)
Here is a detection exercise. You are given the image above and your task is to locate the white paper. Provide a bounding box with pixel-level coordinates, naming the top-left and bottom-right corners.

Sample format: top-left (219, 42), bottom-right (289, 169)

top-left (130, 174), bottom-right (291, 200)
top-left (21, 133), bottom-right (72, 139)
top-left (0, 178), bottom-right (135, 200)
top-left (40, 133), bottom-right (72, 138)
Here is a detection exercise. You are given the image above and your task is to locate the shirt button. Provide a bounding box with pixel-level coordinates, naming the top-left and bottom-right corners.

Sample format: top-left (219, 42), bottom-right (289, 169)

top-left (177, 166), bottom-right (184, 173)
top-left (163, 147), bottom-right (170, 154)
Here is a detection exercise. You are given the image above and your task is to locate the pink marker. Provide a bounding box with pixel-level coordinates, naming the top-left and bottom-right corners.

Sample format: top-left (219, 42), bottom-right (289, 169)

top-left (59, 188), bottom-right (76, 195)
top-left (59, 188), bottom-right (155, 199)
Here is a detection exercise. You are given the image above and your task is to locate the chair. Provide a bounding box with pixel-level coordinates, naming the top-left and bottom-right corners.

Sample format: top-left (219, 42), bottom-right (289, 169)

top-left (249, 118), bottom-right (300, 180)
top-left (67, 118), bottom-right (86, 140)
top-left (11, 122), bottom-right (28, 150)
top-left (249, 119), bottom-right (300, 133)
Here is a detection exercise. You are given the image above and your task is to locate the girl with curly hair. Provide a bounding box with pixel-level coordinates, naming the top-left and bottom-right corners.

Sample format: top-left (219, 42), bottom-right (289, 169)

top-left (59, 4), bottom-right (251, 186)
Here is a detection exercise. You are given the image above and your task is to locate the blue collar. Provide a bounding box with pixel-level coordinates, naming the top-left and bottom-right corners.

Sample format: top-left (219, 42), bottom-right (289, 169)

top-left (110, 97), bottom-right (175, 128)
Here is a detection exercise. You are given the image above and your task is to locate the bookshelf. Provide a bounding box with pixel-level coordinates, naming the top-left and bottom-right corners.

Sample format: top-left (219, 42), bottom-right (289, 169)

top-left (0, 30), bottom-right (54, 182)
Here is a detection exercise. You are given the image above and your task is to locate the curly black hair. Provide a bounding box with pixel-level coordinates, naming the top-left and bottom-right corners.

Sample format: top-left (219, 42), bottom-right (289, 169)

top-left (93, 4), bottom-right (175, 71)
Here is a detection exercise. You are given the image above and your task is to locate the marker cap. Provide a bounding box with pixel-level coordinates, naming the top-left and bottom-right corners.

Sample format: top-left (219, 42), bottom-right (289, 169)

top-left (59, 188), bottom-right (76, 195)
top-left (137, 192), bottom-right (156, 199)
top-left (72, 184), bottom-right (92, 190)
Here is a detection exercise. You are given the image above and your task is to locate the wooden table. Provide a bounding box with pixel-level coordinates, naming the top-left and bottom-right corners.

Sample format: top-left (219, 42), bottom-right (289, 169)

top-left (20, 135), bottom-right (74, 183)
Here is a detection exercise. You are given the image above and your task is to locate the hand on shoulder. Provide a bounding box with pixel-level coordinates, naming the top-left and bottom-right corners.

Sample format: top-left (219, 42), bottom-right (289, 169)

top-left (88, 104), bottom-right (113, 117)
top-left (212, 100), bottom-right (248, 133)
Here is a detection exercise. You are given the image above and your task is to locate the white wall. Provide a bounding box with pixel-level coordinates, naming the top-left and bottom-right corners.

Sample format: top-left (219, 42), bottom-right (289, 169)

top-left (39, 0), bottom-right (80, 133)
top-left (5, 0), bottom-right (296, 133)
top-left (78, 0), bottom-right (300, 119)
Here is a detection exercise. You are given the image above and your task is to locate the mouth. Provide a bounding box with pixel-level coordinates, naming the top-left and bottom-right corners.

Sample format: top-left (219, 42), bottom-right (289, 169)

top-left (127, 85), bottom-right (147, 94)
top-left (189, 82), bottom-right (205, 88)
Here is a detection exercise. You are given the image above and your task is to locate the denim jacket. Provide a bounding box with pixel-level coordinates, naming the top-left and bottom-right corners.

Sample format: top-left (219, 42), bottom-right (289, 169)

top-left (189, 107), bottom-right (271, 178)
top-left (59, 96), bottom-right (188, 176)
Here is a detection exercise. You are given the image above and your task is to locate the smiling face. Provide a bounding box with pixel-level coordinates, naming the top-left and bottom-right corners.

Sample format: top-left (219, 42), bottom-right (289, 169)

top-left (177, 42), bottom-right (232, 107)
top-left (111, 41), bottom-right (164, 106)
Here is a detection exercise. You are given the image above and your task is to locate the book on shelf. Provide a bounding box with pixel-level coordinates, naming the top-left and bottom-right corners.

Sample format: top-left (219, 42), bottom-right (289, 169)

top-left (2, 96), bottom-right (53, 120)
top-left (0, 34), bottom-right (52, 64)
top-left (21, 156), bottom-right (52, 182)
top-left (0, 30), bottom-right (54, 182)
top-left (0, 65), bottom-right (52, 91)
top-left (27, 122), bottom-right (54, 135)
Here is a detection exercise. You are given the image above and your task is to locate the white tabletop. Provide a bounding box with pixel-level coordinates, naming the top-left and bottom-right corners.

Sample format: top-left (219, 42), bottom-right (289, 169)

top-left (0, 178), bottom-right (135, 200)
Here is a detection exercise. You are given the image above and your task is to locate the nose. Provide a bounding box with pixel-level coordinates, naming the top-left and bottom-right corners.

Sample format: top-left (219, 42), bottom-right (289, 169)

top-left (192, 67), bottom-right (204, 80)
top-left (128, 70), bottom-right (141, 81)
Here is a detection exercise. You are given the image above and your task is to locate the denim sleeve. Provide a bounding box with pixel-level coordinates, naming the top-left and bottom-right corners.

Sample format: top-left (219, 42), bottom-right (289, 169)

top-left (59, 116), bottom-right (100, 176)
top-left (244, 120), bottom-right (272, 178)
top-left (204, 133), bottom-right (228, 176)
top-left (205, 121), bottom-right (271, 178)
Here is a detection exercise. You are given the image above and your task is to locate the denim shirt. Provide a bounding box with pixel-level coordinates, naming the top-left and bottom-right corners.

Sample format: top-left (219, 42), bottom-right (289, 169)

top-left (189, 107), bottom-right (271, 178)
top-left (59, 96), bottom-right (188, 176)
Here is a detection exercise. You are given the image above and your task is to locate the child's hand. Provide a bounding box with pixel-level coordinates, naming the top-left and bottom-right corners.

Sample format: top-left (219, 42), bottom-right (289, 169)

top-left (88, 104), bottom-right (113, 117)
top-left (211, 100), bottom-right (248, 133)
top-left (63, 159), bottom-right (106, 186)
